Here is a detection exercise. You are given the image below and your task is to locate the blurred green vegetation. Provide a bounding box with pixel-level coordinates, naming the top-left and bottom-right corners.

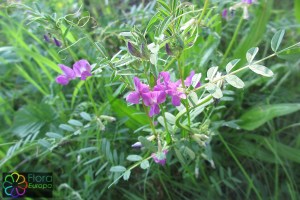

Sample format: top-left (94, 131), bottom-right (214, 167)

top-left (0, 0), bottom-right (299, 199)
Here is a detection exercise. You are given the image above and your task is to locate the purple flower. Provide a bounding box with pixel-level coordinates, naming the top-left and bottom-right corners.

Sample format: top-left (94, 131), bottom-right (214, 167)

top-left (222, 9), bottom-right (228, 19)
top-left (126, 77), bottom-right (150, 104)
top-left (184, 70), bottom-right (201, 88)
top-left (242, 0), bottom-right (252, 4)
top-left (151, 150), bottom-right (168, 165)
top-left (141, 91), bottom-right (166, 117)
top-left (155, 71), bottom-right (186, 106)
top-left (53, 37), bottom-right (61, 47)
top-left (55, 64), bottom-right (76, 85)
top-left (165, 43), bottom-right (173, 55)
top-left (73, 59), bottom-right (92, 80)
top-left (44, 34), bottom-right (50, 42)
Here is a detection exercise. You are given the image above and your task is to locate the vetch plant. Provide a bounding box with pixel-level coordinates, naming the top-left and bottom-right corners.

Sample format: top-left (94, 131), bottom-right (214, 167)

top-left (5, 0), bottom-right (300, 197)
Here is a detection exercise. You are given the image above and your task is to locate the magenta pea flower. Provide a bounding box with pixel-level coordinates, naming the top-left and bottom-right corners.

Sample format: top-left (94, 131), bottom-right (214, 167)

top-left (73, 59), bottom-right (92, 80)
top-left (222, 9), bottom-right (228, 19)
top-left (53, 37), bottom-right (61, 47)
top-left (184, 70), bottom-right (201, 88)
top-left (141, 91), bottom-right (166, 117)
top-left (55, 64), bottom-right (76, 85)
top-left (126, 77), bottom-right (150, 104)
top-left (151, 150), bottom-right (168, 165)
top-left (242, 0), bottom-right (252, 4)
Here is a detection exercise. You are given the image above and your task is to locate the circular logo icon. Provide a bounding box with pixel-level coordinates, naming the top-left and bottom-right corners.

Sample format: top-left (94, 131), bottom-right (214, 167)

top-left (3, 172), bottom-right (28, 198)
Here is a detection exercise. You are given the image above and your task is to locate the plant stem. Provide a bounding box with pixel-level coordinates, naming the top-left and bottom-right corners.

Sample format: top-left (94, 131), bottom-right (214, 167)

top-left (192, 42), bottom-right (300, 93)
top-left (161, 105), bottom-right (172, 144)
top-left (143, 104), bottom-right (157, 137)
top-left (197, 0), bottom-right (209, 25)
top-left (221, 16), bottom-right (244, 64)
top-left (177, 57), bottom-right (191, 128)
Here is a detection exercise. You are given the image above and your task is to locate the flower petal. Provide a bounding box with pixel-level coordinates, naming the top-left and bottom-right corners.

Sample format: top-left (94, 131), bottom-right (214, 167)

top-left (56, 75), bottom-right (70, 85)
top-left (184, 70), bottom-right (195, 87)
top-left (171, 95), bottom-right (181, 106)
top-left (141, 92), bottom-right (152, 106)
top-left (156, 91), bottom-right (166, 104)
top-left (58, 64), bottom-right (75, 79)
top-left (149, 104), bottom-right (160, 117)
top-left (80, 71), bottom-right (92, 80)
top-left (73, 59), bottom-right (91, 77)
top-left (126, 91), bottom-right (140, 104)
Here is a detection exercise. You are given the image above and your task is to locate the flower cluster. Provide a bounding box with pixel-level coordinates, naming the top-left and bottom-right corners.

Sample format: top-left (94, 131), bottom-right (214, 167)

top-left (44, 33), bottom-right (62, 47)
top-left (126, 71), bottom-right (201, 117)
top-left (151, 150), bottom-right (168, 166)
top-left (222, 0), bottom-right (254, 20)
top-left (56, 59), bottom-right (92, 85)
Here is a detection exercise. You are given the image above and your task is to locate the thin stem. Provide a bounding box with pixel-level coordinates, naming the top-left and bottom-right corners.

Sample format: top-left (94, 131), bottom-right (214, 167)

top-left (191, 42), bottom-right (300, 93)
top-left (177, 57), bottom-right (191, 127)
top-left (197, 0), bottom-right (209, 25)
top-left (160, 104), bottom-right (172, 144)
top-left (143, 104), bottom-right (157, 137)
top-left (85, 81), bottom-right (98, 114)
top-left (221, 16), bottom-right (244, 64)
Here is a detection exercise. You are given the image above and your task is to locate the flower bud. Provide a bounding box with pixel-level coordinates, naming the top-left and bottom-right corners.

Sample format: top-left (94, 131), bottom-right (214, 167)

top-left (127, 41), bottom-right (142, 58)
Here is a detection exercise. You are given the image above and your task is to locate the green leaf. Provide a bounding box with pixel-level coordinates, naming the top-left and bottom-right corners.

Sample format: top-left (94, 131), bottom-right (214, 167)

top-left (249, 64), bottom-right (274, 77)
top-left (140, 160), bottom-right (150, 169)
top-left (59, 124), bottom-right (75, 132)
top-left (191, 73), bottom-right (202, 88)
top-left (68, 119), bottom-right (83, 127)
top-left (80, 112), bottom-right (92, 121)
top-left (12, 103), bottom-right (56, 138)
top-left (277, 47), bottom-right (300, 61)
top-left (138, 136), bottom-right (156, 152)
top-left (225, 59), bottom-right (240, 73)
top-left (38, 139), bottom-right (51, 149)
top-left (110, 166), bottom-right (126, 173)
top-left (271, 30), bottom-right (285, 52)
top-left (205, 83), bottom-right (223, 99)
top-left (207, 66), bottom-right (218, 81)
top-left (225, 75), bottom-right (245, 89)
top-left (123, 170), bottom-right (131, 181)
top-left (46, 132), bottom-right (63, 139)
top-left (238, 104), bottom-right (300, 130)
top-left (126, 155), bottom-right (143, 162)
top-left (246, 47), bottom-right (259, 63)
top-left (165, 112), bottom-right (176, 124)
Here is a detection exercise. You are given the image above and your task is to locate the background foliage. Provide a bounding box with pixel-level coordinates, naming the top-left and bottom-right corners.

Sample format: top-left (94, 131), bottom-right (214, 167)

top-left (0, 0), bottom-right (299, 199)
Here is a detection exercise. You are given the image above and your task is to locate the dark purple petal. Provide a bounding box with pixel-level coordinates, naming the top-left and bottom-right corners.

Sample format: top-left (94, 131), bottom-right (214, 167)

top-left (58, 64), bottom-right (76, 79)
top-left (126, 91), bottom-right (140, 104)
top-left (149, 104), bottom-right (160, 117)
top-left (156, 91), bottom-right (166, 104)
top-left (151, 150), bottom-right (168, 165)
top-left (222, 9), bottom-right (228, 19)
top-left (171, 95), bottom-right (181, 106)
top-left (44, 34), bottom-right (50, 42)
top-left (165, 43), bottom-right (173, 55)
top-left (56, 75), bottom-right (70, 85)
top-left (134, 77), bottom-right (150, 93)
top-left (80, 71), bottom-right (92, 80)
top-left (184, 70), bottom-right (195, 87)
top-left (53, 37), bottom-right (61, 47)
top-left (127, 41), bottom-right (141, 57)
top-left (141, 92), bottom-right (152, 106)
